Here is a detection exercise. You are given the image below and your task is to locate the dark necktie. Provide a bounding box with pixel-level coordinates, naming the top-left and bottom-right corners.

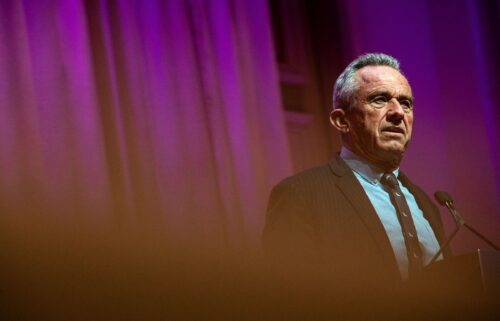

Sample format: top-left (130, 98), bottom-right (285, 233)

top-left (381, 173), bottom-right (423, 275)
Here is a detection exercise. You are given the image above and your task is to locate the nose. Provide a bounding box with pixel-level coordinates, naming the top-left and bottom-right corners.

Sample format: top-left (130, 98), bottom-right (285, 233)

top-left (388, 98), bottom-right (405, 114)
top-left (387, 98), bottom-right (405, 122)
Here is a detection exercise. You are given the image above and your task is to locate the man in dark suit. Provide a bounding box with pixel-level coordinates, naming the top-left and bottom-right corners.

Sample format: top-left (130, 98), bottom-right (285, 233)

top-left (263, 53), bottom-right (448, 286)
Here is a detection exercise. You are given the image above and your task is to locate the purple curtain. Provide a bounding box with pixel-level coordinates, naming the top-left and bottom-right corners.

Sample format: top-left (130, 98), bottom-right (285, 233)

top-left (0, 0), bottom-right (292, 248)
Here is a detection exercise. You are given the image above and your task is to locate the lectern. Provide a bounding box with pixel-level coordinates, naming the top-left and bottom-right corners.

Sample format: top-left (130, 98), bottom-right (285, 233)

top-left (420, 250), bottom-right (499, 297)
top-left (406, 250), bottom-right (500, 320)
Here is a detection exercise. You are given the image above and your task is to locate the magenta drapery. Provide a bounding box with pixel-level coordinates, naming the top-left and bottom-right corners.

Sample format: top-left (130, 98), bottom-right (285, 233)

top-left (0, 0), bottom-right (292, 248)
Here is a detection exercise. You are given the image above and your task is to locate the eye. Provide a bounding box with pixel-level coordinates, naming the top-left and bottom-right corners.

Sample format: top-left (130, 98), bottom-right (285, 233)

top-left (399, 99), bottom-right (413, 111)
top-left (370, 96), bottom-right (388, 108)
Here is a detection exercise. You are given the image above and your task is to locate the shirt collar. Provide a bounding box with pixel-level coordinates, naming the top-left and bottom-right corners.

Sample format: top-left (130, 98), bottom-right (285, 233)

top-left (340, 147), bottom-right (399, 185)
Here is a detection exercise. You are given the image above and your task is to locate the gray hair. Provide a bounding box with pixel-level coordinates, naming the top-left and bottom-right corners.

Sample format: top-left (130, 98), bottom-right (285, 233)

top-left (333, 53), bottom-right (402, 110)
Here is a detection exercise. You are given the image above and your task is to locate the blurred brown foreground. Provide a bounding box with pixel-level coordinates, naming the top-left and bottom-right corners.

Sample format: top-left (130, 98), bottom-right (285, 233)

top-left (1, 216), bottom-right (498, 321)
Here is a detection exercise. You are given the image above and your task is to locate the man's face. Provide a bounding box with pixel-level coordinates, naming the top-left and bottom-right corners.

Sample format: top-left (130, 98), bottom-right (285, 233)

top-left (343, 65), bottom-right (414, 170)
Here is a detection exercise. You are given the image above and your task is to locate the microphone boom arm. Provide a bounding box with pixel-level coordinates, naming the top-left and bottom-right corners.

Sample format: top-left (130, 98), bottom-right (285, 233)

top-left (462, 222), bottom-right (500, 251)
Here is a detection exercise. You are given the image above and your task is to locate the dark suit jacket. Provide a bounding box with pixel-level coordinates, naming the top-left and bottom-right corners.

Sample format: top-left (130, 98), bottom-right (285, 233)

top-left (263, 155), bottom-right (449, 286)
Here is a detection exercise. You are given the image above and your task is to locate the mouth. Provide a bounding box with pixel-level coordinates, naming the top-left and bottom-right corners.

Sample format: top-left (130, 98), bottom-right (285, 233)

top-left (381, 126), bottom-right (405, 136)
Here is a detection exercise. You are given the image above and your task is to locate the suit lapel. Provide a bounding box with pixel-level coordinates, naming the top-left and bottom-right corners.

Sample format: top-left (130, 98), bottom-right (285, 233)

top-left (328, 156), bottom-right (398, 265)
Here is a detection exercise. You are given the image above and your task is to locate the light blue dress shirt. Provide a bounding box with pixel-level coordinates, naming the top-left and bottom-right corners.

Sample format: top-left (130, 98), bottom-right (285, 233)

top-left (340, 148), bottom-right (441, 280)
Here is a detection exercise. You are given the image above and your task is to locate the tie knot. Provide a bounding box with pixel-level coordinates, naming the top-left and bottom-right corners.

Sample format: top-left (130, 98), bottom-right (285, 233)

top-left (381, 173), bottom-right (399, 189)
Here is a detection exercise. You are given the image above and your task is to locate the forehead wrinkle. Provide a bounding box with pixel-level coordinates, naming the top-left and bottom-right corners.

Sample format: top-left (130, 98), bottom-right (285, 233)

top-left (367, 89), bottom-right (413, 100)
top-left (356, 68), bottom-right (412, 98)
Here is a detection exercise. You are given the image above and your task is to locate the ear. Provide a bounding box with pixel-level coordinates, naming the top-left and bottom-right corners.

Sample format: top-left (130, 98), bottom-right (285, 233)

top-left (330, 109), bottom-right (349, 133)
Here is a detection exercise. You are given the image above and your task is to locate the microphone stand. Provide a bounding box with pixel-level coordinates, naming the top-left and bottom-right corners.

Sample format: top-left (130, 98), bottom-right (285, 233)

top-left (429, 201), bottom-right (462, 265)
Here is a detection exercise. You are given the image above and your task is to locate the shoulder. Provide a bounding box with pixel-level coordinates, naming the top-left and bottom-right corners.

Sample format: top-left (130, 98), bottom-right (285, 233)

top-left (276, 163), bottom-right (333, 187)
top-left (271, 155), bottom-right (348, 192)
top-left (270, 162), bottom-right (343, 203)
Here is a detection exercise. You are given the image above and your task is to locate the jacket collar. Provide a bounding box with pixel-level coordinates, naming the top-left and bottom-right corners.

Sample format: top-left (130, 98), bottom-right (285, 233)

top-left (328, 154), bottom-right (400, 275)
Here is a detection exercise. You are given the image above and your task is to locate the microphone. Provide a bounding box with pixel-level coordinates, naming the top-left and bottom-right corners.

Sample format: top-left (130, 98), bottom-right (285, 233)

top-left (434, 191), bottom-right (464, 225)
top-left (429, 191), bottom-right (500, 265)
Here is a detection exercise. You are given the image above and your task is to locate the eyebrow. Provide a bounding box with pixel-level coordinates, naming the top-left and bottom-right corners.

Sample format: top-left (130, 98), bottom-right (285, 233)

top-left (367, 90), bottom-right (413, 102)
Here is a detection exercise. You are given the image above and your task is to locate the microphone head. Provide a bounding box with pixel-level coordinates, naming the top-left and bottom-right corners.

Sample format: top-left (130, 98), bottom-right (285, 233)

top-left (434, 191), bottom-right (454, 206)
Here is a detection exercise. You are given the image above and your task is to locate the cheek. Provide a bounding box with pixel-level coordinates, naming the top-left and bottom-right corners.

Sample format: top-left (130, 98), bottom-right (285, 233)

top-left (359, 123), bottom-right (380, 143)
top-left (348, 110), bottom-right (382, 139)
top-left (369, 115), bottom-right (384, 136)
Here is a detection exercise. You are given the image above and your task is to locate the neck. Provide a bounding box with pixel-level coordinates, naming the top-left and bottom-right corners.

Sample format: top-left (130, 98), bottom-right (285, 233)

top-left (342, 146), bottom-right (402, 173)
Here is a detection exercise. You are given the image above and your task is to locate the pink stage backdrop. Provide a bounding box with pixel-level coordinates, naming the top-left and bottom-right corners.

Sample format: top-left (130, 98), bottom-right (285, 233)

top-left (0, 0), bottom-right (292, 249)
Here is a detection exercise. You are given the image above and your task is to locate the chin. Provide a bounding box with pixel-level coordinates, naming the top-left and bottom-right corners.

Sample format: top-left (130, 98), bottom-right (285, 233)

top-left (380, 142), bottom-right (407, 154)
top-left (387, 147), bottom-right (406, 154)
